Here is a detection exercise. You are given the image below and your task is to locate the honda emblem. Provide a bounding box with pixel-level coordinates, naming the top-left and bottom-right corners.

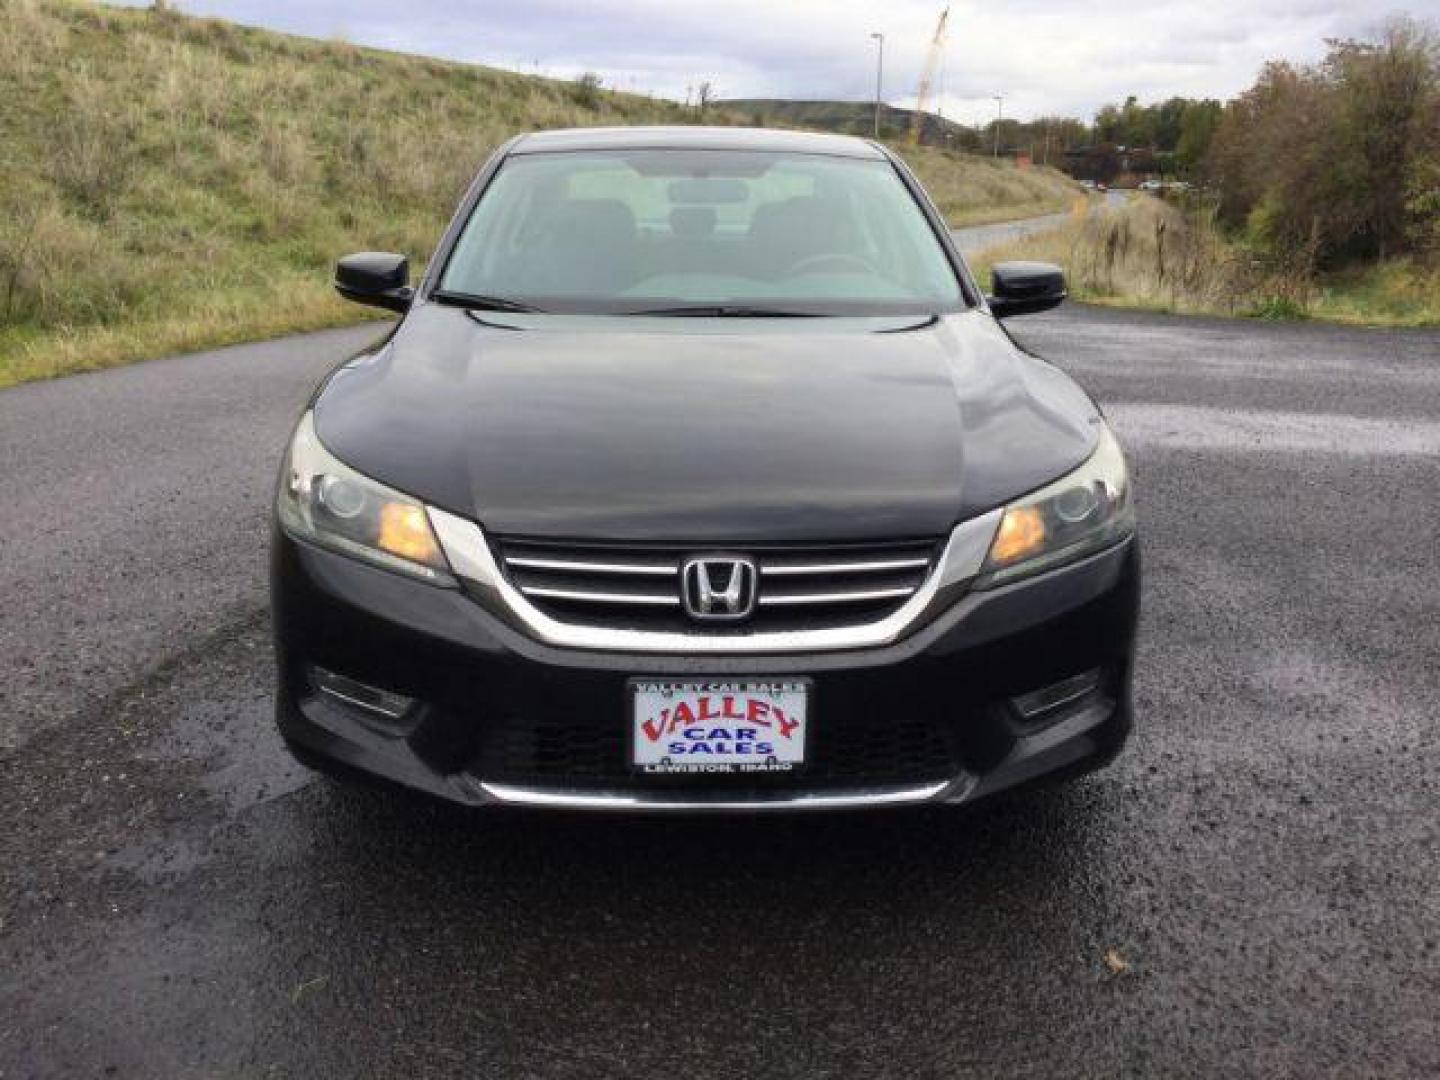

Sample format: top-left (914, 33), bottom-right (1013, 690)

top-left (680, 556), bottom-right (759, 621)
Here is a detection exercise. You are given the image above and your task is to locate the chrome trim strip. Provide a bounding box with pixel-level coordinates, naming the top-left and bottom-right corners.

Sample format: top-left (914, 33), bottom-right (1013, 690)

top-left (761, 558), bottom-right (930, 576)
top-left (314, 684), bottom-right (410, 720)
top-left (1013, 669), bottom-right (1102, 719)
top-left (507, 556), bottom-right (676, 576)
top-left (310, 666), bottom-right (413, 720)
top-left (428, 507), bottom-right (1003, 655)
top-left (477, 780), bottom-right (949, 810)
top-left (519, 585), bottom-right (680, 606)
top-left (758, 586), bottom-right (915, 606)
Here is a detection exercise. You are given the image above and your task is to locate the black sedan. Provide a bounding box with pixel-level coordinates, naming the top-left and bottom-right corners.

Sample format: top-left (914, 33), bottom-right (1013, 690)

top-left (271, 126), bottom-right (1139, 811)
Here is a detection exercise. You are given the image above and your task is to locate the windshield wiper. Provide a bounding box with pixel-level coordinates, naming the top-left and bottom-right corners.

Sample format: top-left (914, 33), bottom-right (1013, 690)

top-left (621, 304), bottom-right (825, 318)
top-left (432, 290), bottom-right (544, 313)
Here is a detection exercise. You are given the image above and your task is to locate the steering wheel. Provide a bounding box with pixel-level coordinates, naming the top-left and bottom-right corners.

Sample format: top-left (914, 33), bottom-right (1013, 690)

top-left (785, 252), bottom-right (875, 277)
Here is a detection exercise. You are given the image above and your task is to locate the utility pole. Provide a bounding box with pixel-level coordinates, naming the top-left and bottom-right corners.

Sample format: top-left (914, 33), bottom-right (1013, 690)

top-left (869, 32), bottom-right (885, 139)
top-left (992, 94), bottom-right (1004, 158)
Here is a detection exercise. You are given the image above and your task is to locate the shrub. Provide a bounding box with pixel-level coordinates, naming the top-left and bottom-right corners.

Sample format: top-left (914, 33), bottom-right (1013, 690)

top-left (1246, 295), bottom-right (1310, 320)
top-left (1208, 18), bottom-right (1439, 266)
top-left (570, 72), bottom-right (603, 109)
top-left (44, 72), bottom-right (141, 218)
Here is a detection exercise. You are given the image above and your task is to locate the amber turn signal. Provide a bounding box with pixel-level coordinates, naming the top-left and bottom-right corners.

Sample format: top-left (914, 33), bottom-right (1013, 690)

top-left (378, 503), bottom-right (444, 567)
top-left (989, 506), bottom-right (1047, 565)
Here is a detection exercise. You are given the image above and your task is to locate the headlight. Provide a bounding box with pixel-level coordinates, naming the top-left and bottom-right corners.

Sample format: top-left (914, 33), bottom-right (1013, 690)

top-left (974, 424), bottom-right (1134, 588)
top-left (276, 412), bottom-right (454, 585)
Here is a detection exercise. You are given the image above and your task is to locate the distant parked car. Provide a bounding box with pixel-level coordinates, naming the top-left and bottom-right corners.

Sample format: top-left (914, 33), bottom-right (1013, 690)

top-left (1138, 179), bottom-right (1162, 192)
top-left (271, 126), bottom-right (1140, 812)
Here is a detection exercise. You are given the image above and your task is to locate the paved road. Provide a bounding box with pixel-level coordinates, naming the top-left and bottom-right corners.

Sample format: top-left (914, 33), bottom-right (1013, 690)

top-left (951, 189), bottom-right (1126, 255)
top-left (2, 302), bottom-right (1438, 1077)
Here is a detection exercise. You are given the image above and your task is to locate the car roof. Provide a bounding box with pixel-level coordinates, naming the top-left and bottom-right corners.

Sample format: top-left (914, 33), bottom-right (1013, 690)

top-left (510, 126), bottom-right (888, 159)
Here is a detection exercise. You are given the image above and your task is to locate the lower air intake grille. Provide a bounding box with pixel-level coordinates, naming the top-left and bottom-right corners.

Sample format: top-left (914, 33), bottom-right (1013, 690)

top-left (483, 709), bottom-right (957, 791)
top-left (495, 537), bottom-right (942, 633)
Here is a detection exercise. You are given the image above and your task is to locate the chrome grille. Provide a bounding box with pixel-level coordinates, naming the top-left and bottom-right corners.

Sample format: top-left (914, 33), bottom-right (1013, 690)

top-left (495, 538), bottom-right (941, 633)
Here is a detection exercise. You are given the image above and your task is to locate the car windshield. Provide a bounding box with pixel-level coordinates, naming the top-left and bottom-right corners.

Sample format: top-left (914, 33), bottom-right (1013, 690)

top-left (437, 148), bottom-right (965, 316)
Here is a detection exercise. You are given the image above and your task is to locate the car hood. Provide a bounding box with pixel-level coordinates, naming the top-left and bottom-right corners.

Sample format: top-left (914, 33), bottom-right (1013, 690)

top-left (312, 304), bottom-right (1101, 544)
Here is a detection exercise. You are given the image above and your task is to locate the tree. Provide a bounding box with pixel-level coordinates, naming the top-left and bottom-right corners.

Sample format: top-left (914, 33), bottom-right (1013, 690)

top-left (1119, 95), bottom-right (1153, 147)
top-left (1324, 19), bottom-right (1440, 257)
top-left (1153, 97), bottom-right (1189, 150)
top-left (1175, 100), bottom-right (1222, 173)
top-left (1093, 104), bottom-right (1123, 144)
top-left (1090, 95), bottom-right (1213, 152)
top-left (1206, 18), bottom-right (1439, 263)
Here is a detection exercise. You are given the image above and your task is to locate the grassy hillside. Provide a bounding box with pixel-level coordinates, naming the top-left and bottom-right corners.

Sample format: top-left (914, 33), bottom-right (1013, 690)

top-left (967, 195), bottom-right (1440, 327)
top-left (898, 147), bottom-right (1080, 228)
top-left (719, 99), bottom-right (1085, 224)
top-left (0, 0), bottom-right (1078, 389)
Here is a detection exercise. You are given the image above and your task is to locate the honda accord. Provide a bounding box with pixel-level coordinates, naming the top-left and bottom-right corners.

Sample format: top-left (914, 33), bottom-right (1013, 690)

top-left (271, 126), bottom-right (1139, 811)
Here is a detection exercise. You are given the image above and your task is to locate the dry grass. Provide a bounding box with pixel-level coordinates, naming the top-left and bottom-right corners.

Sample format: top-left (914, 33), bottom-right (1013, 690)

top-left (0, 0), bottom-right (1084, 389)
top-left (0, 272), bottom-right (380, 387)
top-left (902, 147), bottom-right (1079, 226)
top-left (0, 0), bottom-right (692, 387)
top-left (968, 195), bottom-right (1440, 327)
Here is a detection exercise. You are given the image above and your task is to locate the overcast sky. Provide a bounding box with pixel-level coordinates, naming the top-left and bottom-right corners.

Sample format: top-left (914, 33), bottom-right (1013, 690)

top-left (125, 0), bottom-right (1437, 124)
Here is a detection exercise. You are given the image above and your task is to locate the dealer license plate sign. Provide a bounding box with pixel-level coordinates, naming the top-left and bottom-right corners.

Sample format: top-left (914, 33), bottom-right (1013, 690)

top-left (630, 680), bottom-right (810, 775)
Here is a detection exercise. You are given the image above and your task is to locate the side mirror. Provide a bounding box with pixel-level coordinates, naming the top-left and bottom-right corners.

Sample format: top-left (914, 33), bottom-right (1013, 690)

top-left (334, 252), bottom-right (413, 313)
top-left (988, 261), bottom-right (1067, 319)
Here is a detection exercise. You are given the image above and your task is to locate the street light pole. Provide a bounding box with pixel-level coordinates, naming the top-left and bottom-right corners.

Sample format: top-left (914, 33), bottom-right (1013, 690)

top-left (992, 94), bottom-right (1004, 158)
top-left (869, 32), bottom-right (884, 139)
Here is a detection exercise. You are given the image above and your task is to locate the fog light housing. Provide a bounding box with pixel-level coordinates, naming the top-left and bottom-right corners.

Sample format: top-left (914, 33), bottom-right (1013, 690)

top-left (1011, 669), bottom-right (1103, 724)
top-left (309, 666), bottom-right (416, 732)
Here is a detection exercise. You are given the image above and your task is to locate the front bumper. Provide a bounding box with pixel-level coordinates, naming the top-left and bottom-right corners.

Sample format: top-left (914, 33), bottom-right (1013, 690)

top-left (271, 528), bottom-right (1139, 811)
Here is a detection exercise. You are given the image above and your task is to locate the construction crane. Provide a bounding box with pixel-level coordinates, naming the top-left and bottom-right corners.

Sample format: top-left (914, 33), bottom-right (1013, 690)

top-left (909, 6), bottom-right (950, 145)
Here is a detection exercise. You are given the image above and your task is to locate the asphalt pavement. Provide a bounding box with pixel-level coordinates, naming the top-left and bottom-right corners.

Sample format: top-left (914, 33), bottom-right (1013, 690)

top-left (2, 290), bottom-right (1438, 1075)
top-left (951, 189), bottom-right (1127, 255)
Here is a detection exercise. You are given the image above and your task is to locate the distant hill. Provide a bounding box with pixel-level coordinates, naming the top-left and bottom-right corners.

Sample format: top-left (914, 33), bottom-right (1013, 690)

top-left (721, 99), bottom-right (979, 149)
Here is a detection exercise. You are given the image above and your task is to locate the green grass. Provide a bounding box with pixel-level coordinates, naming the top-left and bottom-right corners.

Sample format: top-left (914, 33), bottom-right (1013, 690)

top-left (0, 0), bottom-right (691, 388)
top-left (0, 0), bottom-right (1081, 390)
top-left (1306, 259), bottom-right (1440, 328)
top-left (968, 195), bottom-right (1440, 328)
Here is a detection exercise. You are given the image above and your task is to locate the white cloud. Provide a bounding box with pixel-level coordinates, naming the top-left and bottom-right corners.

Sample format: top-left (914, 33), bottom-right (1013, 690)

top-left (122, 0), bottom-right (1440, 122)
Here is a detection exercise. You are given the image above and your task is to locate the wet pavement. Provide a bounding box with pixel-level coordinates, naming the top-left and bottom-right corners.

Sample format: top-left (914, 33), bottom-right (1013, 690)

top-left (2, 304), bottom-right (1438, 1077)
